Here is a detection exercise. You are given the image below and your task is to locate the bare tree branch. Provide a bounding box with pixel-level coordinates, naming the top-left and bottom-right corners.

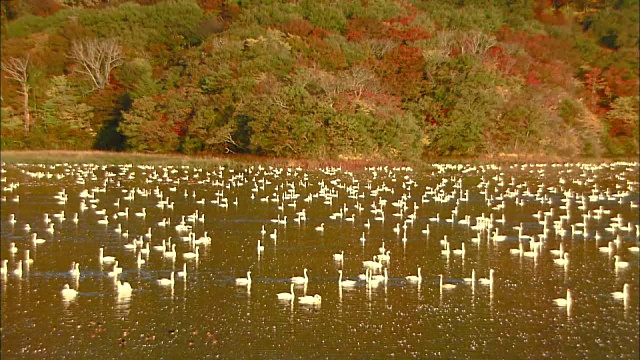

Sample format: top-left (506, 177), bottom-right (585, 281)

top-left (69, 38), bottom-right (124, 90)
top-left (1, 55), bottom-right (31, 132)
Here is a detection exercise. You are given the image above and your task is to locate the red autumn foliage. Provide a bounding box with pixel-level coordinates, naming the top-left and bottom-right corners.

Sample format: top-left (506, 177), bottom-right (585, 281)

top-left (346, 18), bottom-right (388, 41)
top-left (278, 19), bottom-right (315, 37)
top-left (197, 0), bottom-right (225, 13)
top-left (379, 45), bottom-right (426, 97)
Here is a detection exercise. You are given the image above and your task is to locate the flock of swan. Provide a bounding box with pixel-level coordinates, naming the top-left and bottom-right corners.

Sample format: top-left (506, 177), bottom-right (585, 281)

top-left (1, 160), bottom-right (638, 313)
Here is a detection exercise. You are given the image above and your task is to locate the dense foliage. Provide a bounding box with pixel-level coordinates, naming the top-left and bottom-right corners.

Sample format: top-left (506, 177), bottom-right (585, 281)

top-left (1, 0), bottom-right (638, 159)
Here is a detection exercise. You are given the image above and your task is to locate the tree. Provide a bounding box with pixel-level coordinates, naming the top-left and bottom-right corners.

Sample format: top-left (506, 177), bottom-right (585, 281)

top-left (1, 55), bottom-right (30, 133)
top-left (68, 38), bottom-right (124, 91)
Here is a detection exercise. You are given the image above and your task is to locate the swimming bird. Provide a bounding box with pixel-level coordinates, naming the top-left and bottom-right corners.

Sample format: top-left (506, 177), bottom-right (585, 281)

top-left (183, 246), bottom-right (200, 260)
top-left (235, 270), bottom-right (252, 286)
top-left (439, 274), bottom-right (457, 292)
top-left (611, 283), bottom-right (630, 301)
top-left (177, 263), bottom-right (188, 278)
top-left (61, 284), bottom-right (78, 299)
top-left (338, 269), bottom-right (357, 287)
top-left (478, 269), bottom-right (494, 286)
top-left (277, 284), bottom-right (295, 301)
top-left (99, 247), bottom-right (116, 264)
top-left (157, 272), bottom-right (175, 286)
top-left (614, 255), bottom-right (629, 270)
top-left (116, 281), bottom-right (133, 296)
top-left (290, 268), bottom-right (308, 284)
top-left (405, 267), bottom-right (422, 284)
top-left (333, 250), bottom-right (344, 261)
top-left (553, 288), bottom-right (572, 307)
top-left (298, 294), bottom-right (322, 305)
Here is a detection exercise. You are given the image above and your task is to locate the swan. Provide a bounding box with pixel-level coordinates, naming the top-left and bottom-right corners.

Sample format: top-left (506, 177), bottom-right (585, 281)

top-left (277, 284), bottom-right (295, 301)
top-left (116, 280), bottom-right (133, 296)
top-left (612, 283), bottom-right (630, 300)
top-left (363, 256), bottom-right (383, 271)
top-left (452, 242), bottom-right (466, 256)
top-left (163, 244), bottom-right (177, 259)
top-left (260, 225), bottom-right (266, 236)
top-left (1, 259), bottom-right (7, 276)
top-left (157, 272), bottom-right (175, 286)
top-left (315, 223), bottom-right (325, 232)
top-left (405, 267), bottom-right (422, 283)
top-left (439, 274), bottom-right (457, 291)
top-left (8, 242), bottom-right (18, 254)
top-left (290, 268), bottom-right (308, 284)
top-left (629, 245), bottom-right (639, 253)
top-left (553, 289), bottom-right (572, 307)
top-left (333, 250), bottom-right (344, 261)
top-left (136, 252), bottom-right (146, 266)
top-left (369, 268), bottom-right (388, 284)
top-left (378, 241), bottom-right (386, 254)
top-left (377, 250), bottom-right (391, 263)
top-left (553, 252), bottom-right (569, 266)
top-left (463, 269), bottom-right (476, 283)
top-left (13, 260), bottom-right (23, 277)
top-left (298, 294), bottom-right (322, 305)
top-left (338, 269), bottom-right (358, 287)
top-left (99, 247), bottom-right (116, 264)
top-left (177, 263), bottom-right (188, 278)
top-left (257, 240), bottom-right (265, 252)
top-left (70, 262), bottom-right (80, 277)
top-left (31, 233), bottom-right (46, 245)
top-left (614, 255), bottom-right (629, 270)
top-left (235, 270), bottom-right (252, 286)
top-left (61, 284), bottom-right (78, 299)
top-left (140, 242), bottom-right (151, 255)
top-left (153, 240), bottom-right (166, 252)
top-left (24, 249), bottom-right (34, 265)
top-left (183, 246), bottom-right (200, 260)
top-left (478, 269), bottom-right (494, 286)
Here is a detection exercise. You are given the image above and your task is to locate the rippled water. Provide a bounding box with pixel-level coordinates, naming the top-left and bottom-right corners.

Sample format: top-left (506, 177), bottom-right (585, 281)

top-left (1, 161), bottom-right (638, 358)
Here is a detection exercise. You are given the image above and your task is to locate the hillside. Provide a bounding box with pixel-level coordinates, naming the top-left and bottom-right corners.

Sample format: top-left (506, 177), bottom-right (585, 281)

top-left (1, 0), bottom-right (638, 160)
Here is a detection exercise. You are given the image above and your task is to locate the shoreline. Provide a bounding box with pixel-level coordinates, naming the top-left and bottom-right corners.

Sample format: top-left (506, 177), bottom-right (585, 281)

top-left (1, 149), bottom-right (636, 170)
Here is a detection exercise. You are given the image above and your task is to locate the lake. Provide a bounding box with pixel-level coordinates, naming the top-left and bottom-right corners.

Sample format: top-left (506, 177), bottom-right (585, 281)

top-left (1, 160), bottom-right (638, 358)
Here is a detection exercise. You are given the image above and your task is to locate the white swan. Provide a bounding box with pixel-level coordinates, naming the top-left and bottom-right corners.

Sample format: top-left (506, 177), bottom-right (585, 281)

top-left (9, 242), bottom-right (18, 254)
top-left (236, 270), bottom-right (252, 286)
top-left (183, 246), bottom-right (200, 260)
top-left (315, 223), bottom-right (325, 232)
top-left (257, 240), bottom-right (265, 252)
top-left (157, 272), bottom-right (175, 286)
top-left (298, 294), bottom-right (322, 305)
top-left (379, 242), bottom-right (387, 255)
top-left (463, 269), bottom-right (476, 283)
top-left (177, 263), bottom-right (187, 278)
top-left (61, 284), bottom-right (78, 299)
top-left (612, 283), bottom-right (630, 301)
top-left (553, 288), bottom-right (572, 307)
top-left (277, 284), bottom-right (295, 301)
top-left (439, 274), bottom-right (457, 291)
top-left (338, 269), bottom-right (357, 287)
top-left (553, 252), bottom-right (569, 266)
top-left (478, 269), bottom-right (494, 286)
top-left (99, 247), bottom-right (116, 264)
top-left (13, 260), bottom-right (23, 278)
top-left (0, 259), bottom-right (7, 276)
top-left (290, 268), bottom-right (308, 284)
top-left (116, 281), bottom-right (133, 296)
top-left (614, 255), bottom-right (629, 270)
top-left (405, 267), bottom-right (422, 283)
top-left (333, 250), bottom-right (344, 261)
top-left (70, 262), bottom-right (80, 277)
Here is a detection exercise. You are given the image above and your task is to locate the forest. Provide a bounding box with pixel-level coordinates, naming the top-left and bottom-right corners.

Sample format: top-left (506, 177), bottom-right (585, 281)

top-left (1, 0), bottom-right (638, 160)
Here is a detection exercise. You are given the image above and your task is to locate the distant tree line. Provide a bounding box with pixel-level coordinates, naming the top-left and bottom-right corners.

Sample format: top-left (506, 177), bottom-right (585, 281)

top-left (1, 0), bottom-right (638, 159)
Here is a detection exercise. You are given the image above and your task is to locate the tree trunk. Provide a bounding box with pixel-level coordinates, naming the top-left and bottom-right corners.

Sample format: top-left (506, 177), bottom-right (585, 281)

top-left (22, 82), bottom-right (30, 133)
